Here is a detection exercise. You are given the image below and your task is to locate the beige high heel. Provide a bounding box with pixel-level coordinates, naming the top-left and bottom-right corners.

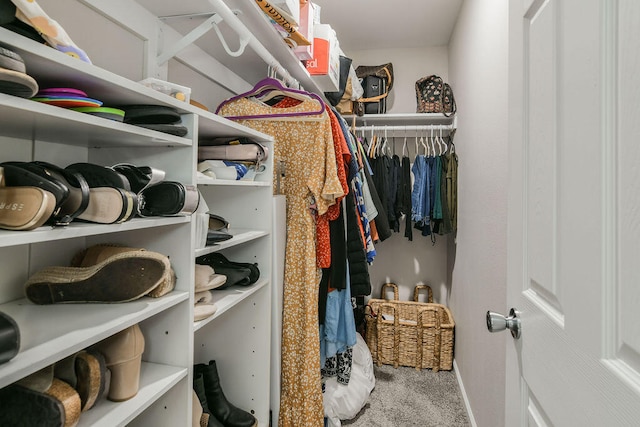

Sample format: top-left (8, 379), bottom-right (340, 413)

top-left (92, 324), bottom-right (145, 402)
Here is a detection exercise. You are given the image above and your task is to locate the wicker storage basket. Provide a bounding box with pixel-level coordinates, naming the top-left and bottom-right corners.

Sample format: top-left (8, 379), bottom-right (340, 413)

top-left (365, 283), bottom-right (454, 372)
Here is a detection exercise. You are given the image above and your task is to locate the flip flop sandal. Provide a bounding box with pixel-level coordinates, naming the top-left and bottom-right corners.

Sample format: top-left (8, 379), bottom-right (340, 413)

top-left (0, 47), bottom-right (26, 73)
top-left (120, 105), bottom-right (181, 125)
top-left (70, 106), bottom-right (125, 122)
top-left (0, 66), bottom-right (38, 98)
top-left (111, 163), bottom-right (166, 194)
top-left (37, 88), bottom-right (88, 98)
top-left (0, 186), bottom-right (56, 231)
top-left (2, 161), bottom-right (90, 226)
top-left (205, 229), bottom-right (233, 245)
top-left (133, 123), bottom-right (189, 137)
top-left (24, 249), bottom-right (172, 304)
top-left (138, 181), bottom-right (200, 217)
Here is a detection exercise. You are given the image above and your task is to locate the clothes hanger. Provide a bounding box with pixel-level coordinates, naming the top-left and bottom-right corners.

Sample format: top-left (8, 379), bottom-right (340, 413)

top-left (402, 127), bottom-right (408, 158)
top-left (438, 125), bottom-right (448, 155)
top-left (420, 127), bottom-right (428, 156)
top-left (216, 76), bottom-right (325, 120)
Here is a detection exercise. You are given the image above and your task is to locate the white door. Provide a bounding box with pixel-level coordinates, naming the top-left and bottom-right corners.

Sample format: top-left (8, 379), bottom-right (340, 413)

top-left (501, 0), bottom-right (640, 425)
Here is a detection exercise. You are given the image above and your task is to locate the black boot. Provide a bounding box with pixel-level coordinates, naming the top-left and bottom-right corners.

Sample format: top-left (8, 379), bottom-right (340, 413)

top-left (194, 361), bottom-right (257, 427)
top-left (194, 372), bottom-right (223, 427)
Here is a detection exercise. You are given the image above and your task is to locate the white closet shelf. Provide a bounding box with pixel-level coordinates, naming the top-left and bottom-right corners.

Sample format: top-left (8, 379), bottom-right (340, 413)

top-left (194, 278), bottom-right (268, 332)
top-left (344, 113), bottom-right (457, 127)
top-left (194, 229), bottom-right (269, 257)
top-left (0, 27), bottom-right (268, 143)
top-left (0, 217), bottom-right (191, 248)
top-left (0, 94), bottom-right (190, 147)
top-left (79, 363), bottom-right (187, 427)
top-left (196, 177), bottom-right (271, 187)
top-left (0, 292), bottom-right (189, 388)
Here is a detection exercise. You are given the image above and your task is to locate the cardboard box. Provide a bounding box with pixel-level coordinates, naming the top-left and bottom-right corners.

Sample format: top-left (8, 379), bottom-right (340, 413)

top-left (305, 24), bottom-right (340, 92)
top-left (294, 2), bottom-right (315, 60)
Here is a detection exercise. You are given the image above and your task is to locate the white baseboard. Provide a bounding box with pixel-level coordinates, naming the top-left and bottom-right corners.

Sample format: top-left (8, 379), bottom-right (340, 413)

top-left (453, 359), bottom-right (478, 427)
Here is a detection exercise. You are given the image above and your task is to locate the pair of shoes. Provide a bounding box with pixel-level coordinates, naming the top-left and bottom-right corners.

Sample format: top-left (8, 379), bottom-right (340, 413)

top-left (0, 365), bottom-right (81, 427)
top-left (193, 361), bottom-right (256, 427)
top-left (64, 162), bottom-right (139, 224)
top-left (196, 253), bottom-right (259, 288)
top-left (54, 350), bottom-right (107, 412)
top-left (92, 324), bottom-right (145, 402)
top-left (25, 244), bottom-right (174, 304)
top-left (194, 264), bottom-right (224, 321)
top-left (0, 311), bottom-right (20, 364)
top-left (109, 163), bottom-right (200, 217)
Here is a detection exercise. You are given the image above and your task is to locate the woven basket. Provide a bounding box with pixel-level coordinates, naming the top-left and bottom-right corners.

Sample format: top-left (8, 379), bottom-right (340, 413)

top-left (365, 283), bottom-right (454, 372)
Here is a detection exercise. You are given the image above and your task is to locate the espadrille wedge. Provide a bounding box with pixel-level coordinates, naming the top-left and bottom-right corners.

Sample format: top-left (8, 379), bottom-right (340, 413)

top-left (24, 250), bottom-right (171, 304)
top-left (70, 244), bottom-right (176, 298)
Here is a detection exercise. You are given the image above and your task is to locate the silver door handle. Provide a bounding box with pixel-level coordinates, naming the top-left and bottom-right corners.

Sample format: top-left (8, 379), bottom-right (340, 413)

top-left (486, 308), bottom-right (521, 339)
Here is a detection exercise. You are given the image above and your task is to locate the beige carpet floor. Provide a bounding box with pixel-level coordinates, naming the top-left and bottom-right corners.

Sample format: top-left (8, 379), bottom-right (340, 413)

top-left (341, 364), bottom-right (471, 427)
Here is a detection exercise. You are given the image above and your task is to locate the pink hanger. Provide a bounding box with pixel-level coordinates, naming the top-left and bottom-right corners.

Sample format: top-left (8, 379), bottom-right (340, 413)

top-left (215, 77), bottom-right (325, 120)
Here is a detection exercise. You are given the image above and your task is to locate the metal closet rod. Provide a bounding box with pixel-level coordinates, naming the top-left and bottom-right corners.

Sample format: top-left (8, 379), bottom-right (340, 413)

top-left (354, 124), bottom-right (456, 132)
top-left (207, 0), bottom-right (302, 90)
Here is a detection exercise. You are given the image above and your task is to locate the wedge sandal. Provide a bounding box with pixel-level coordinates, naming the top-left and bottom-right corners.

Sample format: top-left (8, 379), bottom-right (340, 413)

top-left (0, 186), bottom-right (56, 231)
top-left (25, 250), bottom-right (172, 304)
top-left (65, 163), bottom-right (138, 224)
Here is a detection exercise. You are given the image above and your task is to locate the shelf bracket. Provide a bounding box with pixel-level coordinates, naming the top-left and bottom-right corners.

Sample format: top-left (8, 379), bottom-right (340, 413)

top-left (157, 10), bottom-right (249, 65)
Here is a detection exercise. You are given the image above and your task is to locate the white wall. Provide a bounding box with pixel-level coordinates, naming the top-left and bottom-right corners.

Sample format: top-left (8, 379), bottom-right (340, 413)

top-left (348, 47), bottom-right (452, 303)
top-left (448, 1), bottom-right (509, 426)
top-left (350, 47), bottom-right (449, 114)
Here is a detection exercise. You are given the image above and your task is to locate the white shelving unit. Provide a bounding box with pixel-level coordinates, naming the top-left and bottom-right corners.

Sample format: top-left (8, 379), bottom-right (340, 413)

top-left (0, 11), bottom-right (273, 427)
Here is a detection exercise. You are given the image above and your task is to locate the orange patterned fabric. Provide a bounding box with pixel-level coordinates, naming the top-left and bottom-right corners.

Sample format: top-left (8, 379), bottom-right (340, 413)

top-left (218, 96), bottom-right (343, 427)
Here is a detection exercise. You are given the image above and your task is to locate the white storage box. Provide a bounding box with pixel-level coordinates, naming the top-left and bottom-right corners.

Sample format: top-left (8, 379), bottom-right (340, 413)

top-left (138, 77), bottom-right (191, 103)
top-left (270, 0), bottom-right (300, 26)
top-left (305, 23), bottom-right (340, 92)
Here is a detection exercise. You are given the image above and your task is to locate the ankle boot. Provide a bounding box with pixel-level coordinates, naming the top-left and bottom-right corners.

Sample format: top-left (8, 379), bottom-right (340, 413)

top-left (194, 361), bottom-right (257, 427)
top-left (92, 324), bottom-right (144, 401)
top-left (193, 372), bottom-right (223, 427)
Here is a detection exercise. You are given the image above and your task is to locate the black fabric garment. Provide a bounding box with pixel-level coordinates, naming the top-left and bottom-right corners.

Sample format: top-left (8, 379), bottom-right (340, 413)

top-left (371, 155), bottom-right (393, 230)
top-left (346, 192), bottom-right (371, 297)
top-left (363, 158), bottom-right (392, 241)
top-left (390, 154), bottom-right (402, 232)
top-left (401, 155), bottom-right (413, 241)
top-left (319, 201), bottom-right (348, 325)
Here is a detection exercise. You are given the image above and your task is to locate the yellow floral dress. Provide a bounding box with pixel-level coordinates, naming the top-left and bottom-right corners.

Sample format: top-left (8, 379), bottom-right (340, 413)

top-left (218, 97), bottom-right (344, 427)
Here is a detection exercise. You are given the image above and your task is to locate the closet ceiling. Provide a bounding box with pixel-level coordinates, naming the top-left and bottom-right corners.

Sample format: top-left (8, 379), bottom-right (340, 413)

top-left (312, 0), bottom-right (463, 51)
top-left (137, 0), bottom-right (462, 86)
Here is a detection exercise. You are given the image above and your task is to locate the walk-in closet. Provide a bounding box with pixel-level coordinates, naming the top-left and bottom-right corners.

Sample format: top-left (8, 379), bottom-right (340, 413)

top-left (2, 0), bottom-right (639, 426)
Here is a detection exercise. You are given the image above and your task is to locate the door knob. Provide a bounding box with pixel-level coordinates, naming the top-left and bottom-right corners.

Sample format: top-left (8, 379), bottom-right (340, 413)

top-left (486, 308), bottom-right (521, 339)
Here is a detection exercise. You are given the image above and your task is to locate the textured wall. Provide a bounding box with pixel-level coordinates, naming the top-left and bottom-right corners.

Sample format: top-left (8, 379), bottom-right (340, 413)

top-left (447, 1), bottom-right (509, 426)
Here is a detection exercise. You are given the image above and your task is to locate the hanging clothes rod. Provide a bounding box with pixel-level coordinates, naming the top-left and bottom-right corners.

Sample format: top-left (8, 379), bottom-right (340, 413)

top-left (207, 0), bottom-right (301, 90)
top-left (355, 124), bottom-right (456, 133)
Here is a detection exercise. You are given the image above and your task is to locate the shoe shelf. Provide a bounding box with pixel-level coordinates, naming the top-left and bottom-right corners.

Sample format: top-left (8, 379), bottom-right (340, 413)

top-left (194, 229), bottom-right (270, 257)
top-left (0, 26), bottom-right (269, 143)
top-left (193, 278), bottom-right (269, 332)
top-left (0, 217), bottom-right (191, 248)
top-left (0, 94), bottom-right (191, 148)
top-left (196, 177), bottom-right (272, 187)
top-left (0, 291), bottom-right (188, 389)
top-left (79, 362), bottom-right (187, 427)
